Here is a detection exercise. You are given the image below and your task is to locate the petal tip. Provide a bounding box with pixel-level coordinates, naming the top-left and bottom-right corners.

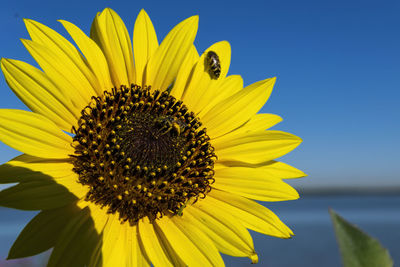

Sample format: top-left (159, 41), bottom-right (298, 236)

top-left (20, 38), bottom-right (29, 45)
top-left (7, 246), bottom-right (23, 260)
top-left (138, 9), bottom-right (149, 16)
top-left (220, 40), bottom-right (231, 48)
top-left (187, 15), bottom-right (199, 25)
top-left (102, 7), bottom-right (118, 17)
top-left (22, 18), bottom-right (33, 25)
top-left (20, 39), bottom-right (33, 50)
top-left (250, 253), bottom-right (258, 264)
top-left (0, 57), bottom-right (8, 65)
top-left (136, 9), bottom-right (152, 27)
top-left (291, 189), bottom-right (300, 200)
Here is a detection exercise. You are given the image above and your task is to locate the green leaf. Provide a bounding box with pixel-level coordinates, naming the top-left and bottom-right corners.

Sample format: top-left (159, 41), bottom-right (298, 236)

top-left (329, 209), bottom-right (393, 267)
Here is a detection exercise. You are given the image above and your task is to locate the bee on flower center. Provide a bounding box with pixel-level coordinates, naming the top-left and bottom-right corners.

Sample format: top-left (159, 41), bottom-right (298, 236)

top-left (206, 50), bottom-right (221, 79)
top-left (154, 116), bottom-right (184, 137)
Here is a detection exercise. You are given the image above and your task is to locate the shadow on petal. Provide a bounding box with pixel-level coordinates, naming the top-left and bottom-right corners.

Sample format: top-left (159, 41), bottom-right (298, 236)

top-left (0, 163), bottom-right (104, 266)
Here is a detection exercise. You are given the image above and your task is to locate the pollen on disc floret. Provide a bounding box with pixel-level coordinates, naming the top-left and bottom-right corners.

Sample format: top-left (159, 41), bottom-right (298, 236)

top-left (71, 84), bottom-right (216, 225)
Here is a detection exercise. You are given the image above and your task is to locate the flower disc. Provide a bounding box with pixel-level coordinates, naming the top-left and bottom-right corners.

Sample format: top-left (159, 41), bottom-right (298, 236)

top-left (72, 85), bottom-right (216, 224)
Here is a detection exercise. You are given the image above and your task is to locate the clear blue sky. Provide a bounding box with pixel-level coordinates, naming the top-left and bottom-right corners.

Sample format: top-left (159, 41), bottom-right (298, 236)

top-left (0, 0), bottom-right (399, 189)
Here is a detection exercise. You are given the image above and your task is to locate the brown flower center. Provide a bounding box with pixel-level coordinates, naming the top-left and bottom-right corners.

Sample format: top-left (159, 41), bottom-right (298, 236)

top-left (71, 85), bottom-right (215, 225)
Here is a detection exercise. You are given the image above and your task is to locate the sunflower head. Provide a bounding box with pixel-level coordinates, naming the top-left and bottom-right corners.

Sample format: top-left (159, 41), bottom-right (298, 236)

top-left (0, 7), bottom-right (305, 266)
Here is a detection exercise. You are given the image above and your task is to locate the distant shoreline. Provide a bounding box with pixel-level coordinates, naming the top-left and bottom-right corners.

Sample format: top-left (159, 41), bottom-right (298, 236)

top-left (298, 187), bottom-right (400, 196)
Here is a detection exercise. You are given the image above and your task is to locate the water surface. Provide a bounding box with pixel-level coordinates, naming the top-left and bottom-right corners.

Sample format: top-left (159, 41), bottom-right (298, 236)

top-left (1, 195), bottom-right (399, 266)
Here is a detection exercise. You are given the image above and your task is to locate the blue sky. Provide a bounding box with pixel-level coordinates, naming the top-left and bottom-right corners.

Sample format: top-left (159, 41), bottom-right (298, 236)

top-left (0, 0), bottom-right (399, 189)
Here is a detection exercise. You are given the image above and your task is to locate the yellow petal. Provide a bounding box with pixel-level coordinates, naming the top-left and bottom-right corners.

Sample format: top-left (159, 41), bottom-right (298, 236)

top-left (126, 224), bottom-right (151, 267)
top-left (90, 8), bottom-right (135, 87)
top-left (1, 58), bottom-right (78, 131)
top-left (0, 178), bottom-right (80, 210)
top-left (215, 160), bottom-right (307, 179)
top-left (24, 19), bottom-right (100, 96)
top-left (0, 154), bottom-right (74, 184)
top-left (59, 19), bottom-right (113, 94)
top-left (184, 205), bottom-right (257, 261)
top-left (88, 212), bottom-right (118, 267)
top-left (21, 39), bottom-right (90, 110)
top-left (153, 222), bottom-right (187, 267)
top-left (157, 216), bottom-right (225, 267)
top-left (145, 16), bottom-right (198, 92)
top-left (0, 109), bottom-right (73, 159)
top-left (83, 201), bottom-right (110, 234)
top-left (207, 190), bottom-right (293, 238)
top-left (213, 167), bottom-right (299, 201)
top-left (182, 41), bottom-right (231, 113)
top-left (243, 113), bottom-right (283, 131)
top-left (198, 75), bottom-right (243, 117)
top-left (214, 130), bottom-right (302, 164)
top-left (99, 215), bottom-right (127, 267)
top-left (7, 203), bottom-right (81, 259)
top-left (170, 45), bottom-right (199, 100)
top-left (0, 154), bottom-right (87, 201)
top-left (258, 161), bottom-right (307, 179)
top-left (133, 9), bottom-right (159, 85)
top-left (202, 77), bottom-right (276, 138)
top-left (214, 113), bottom-right (283, 144)
top-left (56, 174), bottom-right (88, 198)
top-left (138, 217), bottom-right (173, 267)
top-left (48, 206), bottom-right (105, 267)
top-left (76, 203), bottom-right (109, 266)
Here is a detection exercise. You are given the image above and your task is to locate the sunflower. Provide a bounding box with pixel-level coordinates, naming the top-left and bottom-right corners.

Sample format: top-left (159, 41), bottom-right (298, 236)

top-left (0, 8), bottom-right (305, 267)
